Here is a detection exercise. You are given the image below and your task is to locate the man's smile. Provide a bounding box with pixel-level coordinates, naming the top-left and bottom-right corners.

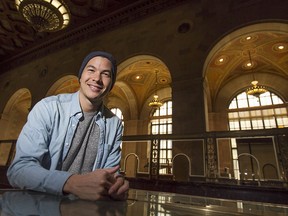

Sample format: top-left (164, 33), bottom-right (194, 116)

top-left (88, 83), bottom-right (103, 92)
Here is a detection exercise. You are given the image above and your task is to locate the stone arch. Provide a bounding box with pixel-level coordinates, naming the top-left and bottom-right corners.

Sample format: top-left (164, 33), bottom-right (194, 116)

top-left (46, 75), bottom-right (79, 96)
top-left (117, 54), bottom-right (172, 121)
top-left (172, 153), bottom-right (191, 181)
top-left (203, 22), bottom-right (288, 113)
top-left (123, 153), bottom-right (139, 177)
top-left (0, 88), bottom-right (31, 140)
top-left (203, 22), bottom-right (288, 132)
top-left (108, 81), bottom-right (137, 120)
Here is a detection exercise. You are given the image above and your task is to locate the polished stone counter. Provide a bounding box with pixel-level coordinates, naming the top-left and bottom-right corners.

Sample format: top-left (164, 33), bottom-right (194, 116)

top-left (0, 189), bottom-right (287, 215)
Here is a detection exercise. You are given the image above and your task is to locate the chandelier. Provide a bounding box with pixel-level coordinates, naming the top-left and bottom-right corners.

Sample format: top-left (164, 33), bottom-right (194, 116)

top-left (149, 70), bottom-right (163, 109)
top-left (15, 0), bottom-right (70, 32)
top-left (245, 50), bottom-right (267, 97)
top-left (246, 80), bottom-right (267, 98)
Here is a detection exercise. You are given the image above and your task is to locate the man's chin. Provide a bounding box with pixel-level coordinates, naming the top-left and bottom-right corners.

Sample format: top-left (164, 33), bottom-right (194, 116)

top-left (89, 95), bottom-right (103, 103)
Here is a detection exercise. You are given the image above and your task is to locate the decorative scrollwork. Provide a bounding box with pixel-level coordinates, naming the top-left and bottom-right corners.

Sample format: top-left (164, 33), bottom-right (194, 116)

top-left (277, 135), bottom-right (288, 181)
top-left (207, 138), bottom-right (218, 178)
top-left (150, 139), bottom-right (159, 179)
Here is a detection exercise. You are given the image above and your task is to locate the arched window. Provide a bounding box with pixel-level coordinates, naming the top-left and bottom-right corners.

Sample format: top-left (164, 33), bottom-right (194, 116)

top-left (151, 101), bottom-right (172, 134)
top-left (228, 91), bottom-right (288, 130)
top-left (228, 91), bottom-right (287, 180)
top-left (150, 100), bottom-right (172, 174)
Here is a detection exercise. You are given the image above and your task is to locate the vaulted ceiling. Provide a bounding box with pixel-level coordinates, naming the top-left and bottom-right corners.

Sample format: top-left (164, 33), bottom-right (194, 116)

top-left (0, 0), bottom-right (189, 74)
top-left (205, 23), bottom-right (288, 104)
top-left (1, 0), bottom-right (288, 107)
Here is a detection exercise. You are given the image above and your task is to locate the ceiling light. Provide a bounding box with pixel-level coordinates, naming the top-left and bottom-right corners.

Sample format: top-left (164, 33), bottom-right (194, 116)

top-left (149, 70), bottom-right (163, 109)
top-left (246, 80), bottom-right (267, 98)
top-left (149, 94), bottom-right (163, 109)
top-left (245, 50), bottom-right (267, 98)
top-left (15, 0), bottom-right (70, 32)
top-left (246, 62), bottom-right (252, 67)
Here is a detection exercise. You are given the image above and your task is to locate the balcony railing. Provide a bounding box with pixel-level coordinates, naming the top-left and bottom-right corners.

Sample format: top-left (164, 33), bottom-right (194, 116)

top-left (1, 128), bottom-right (287, 188)
top-left (121, 128), bottom-right (288, 188)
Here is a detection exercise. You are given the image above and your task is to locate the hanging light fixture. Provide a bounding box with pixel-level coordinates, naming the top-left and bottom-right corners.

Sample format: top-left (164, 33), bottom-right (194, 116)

top-left (245, 50), bottom-right (267, 97)
top-left (149, 70), bottom-right (163, 109)
top-left (15, 0), bottom-right (70, 32)
top-left (246, 80), bottom-right (267, 98)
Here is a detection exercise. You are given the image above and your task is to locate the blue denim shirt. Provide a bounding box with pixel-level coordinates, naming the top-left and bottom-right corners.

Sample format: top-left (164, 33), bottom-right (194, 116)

top-left (7, 91), bottom-right (123, 195)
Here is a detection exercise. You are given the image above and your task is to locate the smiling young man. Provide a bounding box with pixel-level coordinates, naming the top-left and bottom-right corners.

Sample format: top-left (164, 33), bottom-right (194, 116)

top-left (7, 51), bottom-right (129, 201)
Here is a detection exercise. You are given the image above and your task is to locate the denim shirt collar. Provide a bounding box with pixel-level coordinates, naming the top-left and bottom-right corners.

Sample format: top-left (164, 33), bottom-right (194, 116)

top-left (70, 91), bottom-right (106, 122)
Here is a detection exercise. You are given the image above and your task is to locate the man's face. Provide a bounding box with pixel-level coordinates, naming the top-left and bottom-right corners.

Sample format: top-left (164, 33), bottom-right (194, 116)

top-left (79, 56), bottom-right (112, 103)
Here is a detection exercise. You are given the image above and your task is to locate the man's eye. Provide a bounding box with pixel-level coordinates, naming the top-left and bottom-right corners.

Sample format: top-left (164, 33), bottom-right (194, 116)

top-left (102, 72), bottom-right (111, 77)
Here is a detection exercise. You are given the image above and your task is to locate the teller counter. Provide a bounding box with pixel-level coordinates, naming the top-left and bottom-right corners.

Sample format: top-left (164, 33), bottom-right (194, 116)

top-left (0, 189), bottom-right (287, 216)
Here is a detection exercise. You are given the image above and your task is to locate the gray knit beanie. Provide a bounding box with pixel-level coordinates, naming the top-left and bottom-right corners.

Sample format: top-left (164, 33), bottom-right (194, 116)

top-left (78, 51), bottom-right (117, 90)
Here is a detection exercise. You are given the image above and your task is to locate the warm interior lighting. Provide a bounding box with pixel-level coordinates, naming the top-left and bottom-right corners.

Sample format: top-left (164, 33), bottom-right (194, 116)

top-left (149, 94), bottom-right (163, 109)
top-left (246, 62), bottom-right (252, 67)
top-left (15, 0), bottom-right (70, 32)
top-left (245, 50), bottom-right (267, 97)
top-left (246, 80), bottom-right (267, 98)
top-left (245, 36), bottom-right (252, 40)
top-left (149, 70), bottom-right (163, 109)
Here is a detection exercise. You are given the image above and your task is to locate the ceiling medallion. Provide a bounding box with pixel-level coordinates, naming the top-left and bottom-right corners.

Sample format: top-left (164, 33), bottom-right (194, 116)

top-left (215, 55), bottom-right (228, 66)
top-left (15, 0), bottom-right (70, 32)
top-left (240, 34), bottom-right (258, 44)
top-left (273, 43), bottom-right (287, 53)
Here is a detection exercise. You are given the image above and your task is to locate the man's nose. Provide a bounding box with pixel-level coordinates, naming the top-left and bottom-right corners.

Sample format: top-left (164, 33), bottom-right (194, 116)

top-left (91, 72), bottom-right (101, 81)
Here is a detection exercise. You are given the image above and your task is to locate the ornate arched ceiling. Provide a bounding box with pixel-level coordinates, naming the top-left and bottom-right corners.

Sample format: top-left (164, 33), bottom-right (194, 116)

top-left (117, 55), bottom-right (171, 103)
top-left (204, 22), bottom-right (288, 106)
top-left (109, 55), bottom-right (172, 119)
top-left (46, 75), bottom-right (80, 96)
top-left (1, 0), bottom-right (287, 112)
top-left (1, 88), bottom-right (31, 139)
top-left (0, 0), bottom-right (189, 74)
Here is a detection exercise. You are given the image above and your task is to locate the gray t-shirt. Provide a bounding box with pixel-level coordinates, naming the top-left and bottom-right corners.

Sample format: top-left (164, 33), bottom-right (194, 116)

top-left (62, 112), bottom-right (99, 174)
